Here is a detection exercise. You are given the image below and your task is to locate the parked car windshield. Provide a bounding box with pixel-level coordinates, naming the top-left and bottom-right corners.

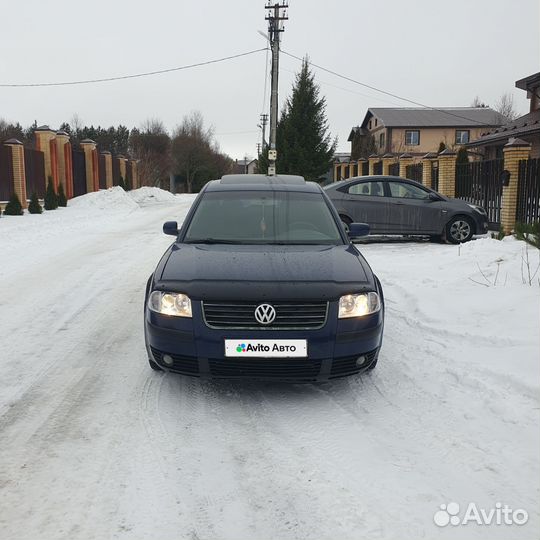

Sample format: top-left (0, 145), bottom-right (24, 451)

top-left (184, 190), bottom-right (344, 245)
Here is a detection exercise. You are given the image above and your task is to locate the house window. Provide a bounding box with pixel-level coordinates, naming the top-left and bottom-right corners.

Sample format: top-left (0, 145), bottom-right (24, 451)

top-left (375, 118), bottom-right (378, 127)
top-left (379, 132), bottom-right (385, 150)
top-left (455, 130), bottom-right (470, 144)
top-left (369, 120), bottom-right (372, 129)
top-left (405, 130), bottom-right (420, 146)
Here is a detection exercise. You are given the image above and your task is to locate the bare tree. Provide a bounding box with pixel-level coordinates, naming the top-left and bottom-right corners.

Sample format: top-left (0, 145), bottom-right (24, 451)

top-left (494, 92), bottom-right (519, 122)
top-left (171, 111), bottom-right (231, 193)
top-left (129, 119), bottom-right (171, 187)
top-left (471, 96), bottom-right (489, 108)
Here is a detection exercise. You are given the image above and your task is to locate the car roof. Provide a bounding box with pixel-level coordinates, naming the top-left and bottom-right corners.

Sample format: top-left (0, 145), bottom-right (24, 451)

top-left (205, 174), bottom-right (322, 193)
top-left (325, 175), bottom-right (429, 190)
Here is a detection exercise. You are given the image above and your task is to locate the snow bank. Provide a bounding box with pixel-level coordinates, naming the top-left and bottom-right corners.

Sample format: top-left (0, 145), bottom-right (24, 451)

top-left (128, 186), bottom-right (179, 205)
top-left (69, 186), bottom-right (140, 212)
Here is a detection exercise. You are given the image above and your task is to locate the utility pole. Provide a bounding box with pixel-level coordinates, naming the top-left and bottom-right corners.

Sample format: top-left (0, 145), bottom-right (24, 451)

top-left (259, 112), bottom-right (268, 151)
top-left (265, 1), bottom-right (288, 176)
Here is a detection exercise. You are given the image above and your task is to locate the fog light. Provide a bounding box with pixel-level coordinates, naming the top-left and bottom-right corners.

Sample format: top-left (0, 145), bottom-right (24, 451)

top-left (162, 354), bottom-right (174, 366)
top-left (356, 355), bottom-right (367, 367)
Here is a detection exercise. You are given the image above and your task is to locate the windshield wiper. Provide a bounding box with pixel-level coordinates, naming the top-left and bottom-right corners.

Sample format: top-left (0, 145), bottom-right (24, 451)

top-left (184, 238), bottom-right (244, 244)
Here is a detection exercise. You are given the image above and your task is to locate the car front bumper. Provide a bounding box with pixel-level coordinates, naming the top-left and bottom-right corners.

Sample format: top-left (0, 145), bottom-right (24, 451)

top-left (145, 300), bottom-right (384, 382)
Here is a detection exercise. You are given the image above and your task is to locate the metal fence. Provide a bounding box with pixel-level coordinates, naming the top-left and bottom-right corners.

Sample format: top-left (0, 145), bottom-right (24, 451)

top-left (72, 149), bottom-right (86, 197)
top-left (98, 154), bottom-right (107, 189)
top-left (406, 163), bottom-right (423, 184)
top-left (388, 162), bottom-right (400, 176)
top-left (373, 161), bottom-right (382, 175)
top-left (0, 145), bottom-right (13, 201)
top-left (24, 148), bottom-right (46, 198)
top-left (361, 161), bottom-right (369, 175)
top-left (431, 163), bottom-right (439, 191)
top-left (455, 158), bottom-right (503, 228)
top-left (517, 158), bottom-right (540, 224)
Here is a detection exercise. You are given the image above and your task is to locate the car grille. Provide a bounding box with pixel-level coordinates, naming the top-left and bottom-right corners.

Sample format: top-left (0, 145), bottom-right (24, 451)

top-left (151, 347), bottom-right (199, 375)
top-left (329, 349), bottom-right (378, 378)
top-left (208, 358), bottom-right (323, 380)
top-left (202, 301), bottom-right (328, 329)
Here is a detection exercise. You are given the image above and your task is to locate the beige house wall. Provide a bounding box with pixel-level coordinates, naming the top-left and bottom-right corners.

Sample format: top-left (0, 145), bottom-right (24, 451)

top-left (388, 127), bottom-right (488, 154)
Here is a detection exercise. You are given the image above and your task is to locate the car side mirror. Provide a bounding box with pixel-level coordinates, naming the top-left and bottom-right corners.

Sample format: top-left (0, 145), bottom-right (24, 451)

top-left (348, 222), bottom-right (370, 238)
top-left (428, 192), bottom-right (440, 202)
top-left (163, 221), bottom-right (179, 236)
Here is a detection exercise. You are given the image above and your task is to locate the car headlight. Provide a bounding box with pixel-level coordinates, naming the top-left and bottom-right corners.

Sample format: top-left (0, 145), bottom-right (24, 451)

top-left (148, 291), bottom-right (192, 317)
top-left (338, 292), bottom-right (381, 318)
top-left (467, 204), bottom-right (486, 215)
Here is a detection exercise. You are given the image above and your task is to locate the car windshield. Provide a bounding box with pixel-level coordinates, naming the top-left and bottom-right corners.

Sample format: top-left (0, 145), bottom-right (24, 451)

top-left (183, 190), bottom-right (344, 245)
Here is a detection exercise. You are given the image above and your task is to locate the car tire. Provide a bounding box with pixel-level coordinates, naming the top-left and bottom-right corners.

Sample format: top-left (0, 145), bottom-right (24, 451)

top-left (340, 215), bottom-right (352, 233)
top-left (148, 358), bottom-right (163, 371)
top-left (445, 216), bottom-right (474, 244)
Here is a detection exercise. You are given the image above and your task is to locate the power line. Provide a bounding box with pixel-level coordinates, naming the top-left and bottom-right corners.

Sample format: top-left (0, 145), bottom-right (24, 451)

top-left (0, 48), bottom-right (267, 88)
top-left (282, 50), bottom-right (498, 127)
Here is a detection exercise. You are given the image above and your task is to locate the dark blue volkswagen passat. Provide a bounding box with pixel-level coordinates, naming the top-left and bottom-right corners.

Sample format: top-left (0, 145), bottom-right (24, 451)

top-left (144, 175), bottom-right (384, 381)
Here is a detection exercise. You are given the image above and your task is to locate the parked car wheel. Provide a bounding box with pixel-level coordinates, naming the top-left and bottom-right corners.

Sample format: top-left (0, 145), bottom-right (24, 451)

top-left (446, 216), bottom-right (474, 243)
top-left (148, 358), bottom-right (163, 371)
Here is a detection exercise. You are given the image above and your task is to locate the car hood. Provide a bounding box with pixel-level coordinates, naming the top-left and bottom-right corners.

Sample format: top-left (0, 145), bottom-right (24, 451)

top-left (156, 243), bottom-right (374, 301)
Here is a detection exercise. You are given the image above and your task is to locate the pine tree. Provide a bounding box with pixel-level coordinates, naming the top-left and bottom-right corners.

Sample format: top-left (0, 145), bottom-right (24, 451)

top-left (258, 58), bottom-right (336, 181)
top-left (57, 183), bottom-right (68, 207)
top-left (3, 192), bottom-right (23, 215)
top-left (28, 192), bottom-right (42, 214)
top-left (44, 177), bottom-right (59, 210)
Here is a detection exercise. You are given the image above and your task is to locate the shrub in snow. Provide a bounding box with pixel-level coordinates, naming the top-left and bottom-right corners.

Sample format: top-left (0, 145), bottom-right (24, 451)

top-left (118, 177), bottom-right (126, 190)
top-left (44, 178), bottom-right (58, 210)
top-left (515, 221), bottom-right (540, 249)
top-left (57, 183), bottom-right (68, 207)
top-left (28, 192), bottom-right (42, 214)
top-left (3, 192), bottom-right (23, 215)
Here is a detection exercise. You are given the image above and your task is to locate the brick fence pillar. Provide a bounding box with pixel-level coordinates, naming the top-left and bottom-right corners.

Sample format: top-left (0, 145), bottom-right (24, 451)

top-left (381, 153), bottom-right (394, 176)
top-left (333, 162), bottom-right (340, 181)
top-left (34, 125), bottom-right (58, 188)
top-left (80, 139), bottom-right (99, 193)
top-left (101, 151), bottom-right (113, 188)
top-left (437, 149), bottom-right (457, 197)
top-left (368, 154), bottom-right (379, 175)
top-left (130, 160), bottom-right (139, 189)
top-left (421, 153), bottom-right (437, 188)
top-left (4, 139), bottom-right (27, 208)
top-left (399, 153), bottom-right (414, 178)
top-left (55, 130), bottom-right (71, 196)
top-left (501, 137), bottom-right (532, 233)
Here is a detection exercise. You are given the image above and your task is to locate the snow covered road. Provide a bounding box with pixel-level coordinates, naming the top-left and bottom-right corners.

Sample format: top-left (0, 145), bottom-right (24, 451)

top-left (1, 188), bottom-right (538, 540)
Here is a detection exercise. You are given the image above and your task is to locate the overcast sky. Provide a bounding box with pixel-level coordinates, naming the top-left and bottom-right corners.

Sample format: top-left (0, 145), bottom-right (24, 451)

top-left (1, 0), bottom-right (538, 160)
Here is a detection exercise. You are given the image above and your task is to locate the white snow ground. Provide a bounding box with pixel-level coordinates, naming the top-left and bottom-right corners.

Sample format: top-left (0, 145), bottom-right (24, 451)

top-left (0, 187), bottom-right (538, 540)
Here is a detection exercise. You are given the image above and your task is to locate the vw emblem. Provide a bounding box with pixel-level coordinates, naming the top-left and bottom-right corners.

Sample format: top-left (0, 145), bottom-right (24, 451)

top-left (254, 303), bottom-right (276, 325)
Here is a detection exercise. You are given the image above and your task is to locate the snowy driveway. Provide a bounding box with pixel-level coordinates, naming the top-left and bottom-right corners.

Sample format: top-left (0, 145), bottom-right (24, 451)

top-left (0, 188), bottom-right (538, 540)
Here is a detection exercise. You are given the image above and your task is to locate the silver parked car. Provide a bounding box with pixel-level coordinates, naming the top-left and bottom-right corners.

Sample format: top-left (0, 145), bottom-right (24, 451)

top-left (324, 175), bottom-right (488, 243)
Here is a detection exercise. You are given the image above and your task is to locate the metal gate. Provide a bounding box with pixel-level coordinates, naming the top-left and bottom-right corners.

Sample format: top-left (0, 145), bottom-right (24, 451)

top-left (517, 158), bottom-right (540, 224)
top-left (455, 158), bottom-right (503, 228)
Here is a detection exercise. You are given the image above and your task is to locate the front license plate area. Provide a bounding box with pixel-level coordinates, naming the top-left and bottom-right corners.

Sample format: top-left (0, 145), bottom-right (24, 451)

top-left (224, 339), bottom-right (308, 358)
